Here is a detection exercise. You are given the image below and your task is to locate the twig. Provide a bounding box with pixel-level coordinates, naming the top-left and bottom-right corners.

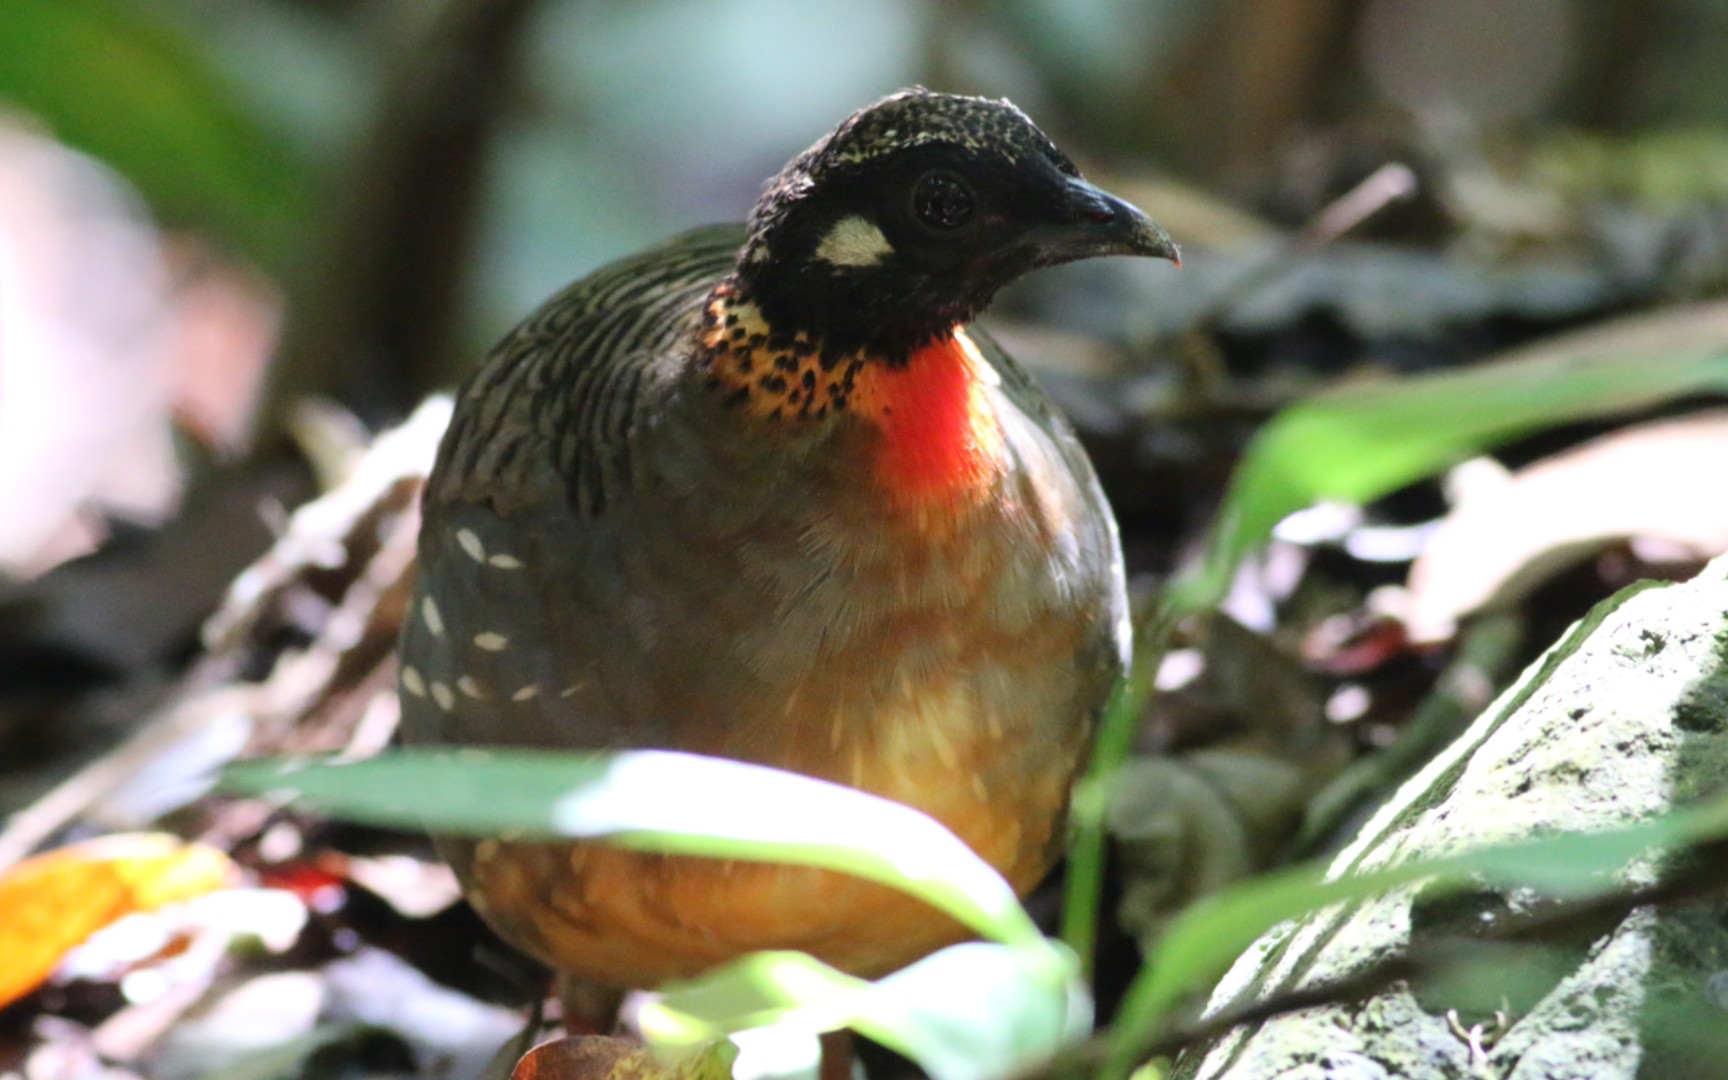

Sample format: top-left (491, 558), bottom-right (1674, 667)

top-left (1180, 161), bottom-right (1418, 341)
top-left (0, 663), bottom-right (242, 871)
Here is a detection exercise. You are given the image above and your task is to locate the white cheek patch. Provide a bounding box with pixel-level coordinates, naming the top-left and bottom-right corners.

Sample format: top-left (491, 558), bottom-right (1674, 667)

top-left (814, 215), bottom-right (895, 267)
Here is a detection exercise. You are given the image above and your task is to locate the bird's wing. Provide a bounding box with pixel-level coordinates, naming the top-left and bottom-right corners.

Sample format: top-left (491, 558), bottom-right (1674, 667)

top-left (430, 224), bottom-right (744, 517)
top-left (402, 225), bottom-right (743, 753)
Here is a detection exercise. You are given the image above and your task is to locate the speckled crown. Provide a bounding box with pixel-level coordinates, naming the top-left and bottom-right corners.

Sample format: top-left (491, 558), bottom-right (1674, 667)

top-left (803, 88), bottom-right (1062, 175)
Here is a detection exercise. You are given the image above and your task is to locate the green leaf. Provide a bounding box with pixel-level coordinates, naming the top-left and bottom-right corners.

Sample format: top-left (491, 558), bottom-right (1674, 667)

top-left (0, 0), bottom-right (307, 260)
top-left (1167, 302), bottom-right (1728, 613)
top-left (642, 952), bottom-right (870, 1041)
top-left (853, 943), bottom-right (1089, 1080)
top-left (223, 748), bottom-right (1040, 948)
top-left (643, 943), bottom-right (1090, 1080)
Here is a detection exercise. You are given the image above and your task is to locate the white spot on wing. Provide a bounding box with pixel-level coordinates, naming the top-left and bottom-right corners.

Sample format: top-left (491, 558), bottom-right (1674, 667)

top-left (400, 666), bottom-right (426, 698)
top-left (457, 675), bottom-right (486, 699)
top-left (488, 553), bottom-right (524, 570)
top-left (474, 632), bottom-right (508, 652)
top-left (422, 597), bottom-right (445, 637)
top-left (456, 528), bottom-right (486, 563)
top-left (431, 682), bottom-right (455, 710)
top-left (511, 684), bottom-right (540, 702)
top-left (814, 215), bottom-right (894, 267)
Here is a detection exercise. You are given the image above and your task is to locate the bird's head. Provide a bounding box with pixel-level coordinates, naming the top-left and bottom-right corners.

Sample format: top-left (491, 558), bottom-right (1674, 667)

top-left (733, 88), bottom-right (1178, 362)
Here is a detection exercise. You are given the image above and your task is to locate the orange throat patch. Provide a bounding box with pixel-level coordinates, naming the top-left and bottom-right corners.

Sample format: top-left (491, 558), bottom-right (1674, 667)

top-left (698, 291), bottom-right (1005, 510)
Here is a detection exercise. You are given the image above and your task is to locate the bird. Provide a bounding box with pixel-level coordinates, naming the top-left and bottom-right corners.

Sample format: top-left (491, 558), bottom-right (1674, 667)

top-left (397, 88), bottom-right (1178, 996)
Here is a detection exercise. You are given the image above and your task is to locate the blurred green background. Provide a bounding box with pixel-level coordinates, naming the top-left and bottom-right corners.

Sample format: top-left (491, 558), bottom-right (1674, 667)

top-left (8, 0), bottom-right (1728, 429)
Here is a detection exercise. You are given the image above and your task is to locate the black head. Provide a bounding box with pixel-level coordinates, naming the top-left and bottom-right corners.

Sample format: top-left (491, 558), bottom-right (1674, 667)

top-left (734, 88), bottom-right (1178, 361)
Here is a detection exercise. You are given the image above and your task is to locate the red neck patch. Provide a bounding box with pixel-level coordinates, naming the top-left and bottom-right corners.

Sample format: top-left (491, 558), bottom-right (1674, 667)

top-left (854, 329), bottom-right (1003, 510)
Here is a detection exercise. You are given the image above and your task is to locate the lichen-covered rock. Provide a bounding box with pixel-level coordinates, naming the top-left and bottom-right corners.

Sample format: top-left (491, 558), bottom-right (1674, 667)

top-left (1173, 557), bottom-right (1728, 1079)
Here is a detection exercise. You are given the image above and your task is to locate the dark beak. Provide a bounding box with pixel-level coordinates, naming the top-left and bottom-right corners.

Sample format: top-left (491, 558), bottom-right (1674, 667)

top-left (1024, 175), bottom-right (1181, 268)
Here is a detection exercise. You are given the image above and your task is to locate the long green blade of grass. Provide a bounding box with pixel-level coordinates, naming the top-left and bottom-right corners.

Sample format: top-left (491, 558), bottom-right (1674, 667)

top-left (225, 748), bottom-right (1041, 950)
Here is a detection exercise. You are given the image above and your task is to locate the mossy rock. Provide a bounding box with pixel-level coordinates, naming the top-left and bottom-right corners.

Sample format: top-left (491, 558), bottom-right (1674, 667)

top-left (1174, 558), bottom-right (1728, 1080)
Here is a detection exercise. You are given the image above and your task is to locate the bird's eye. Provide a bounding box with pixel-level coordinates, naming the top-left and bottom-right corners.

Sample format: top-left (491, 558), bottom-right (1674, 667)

top-left (912, 171), bottom-right (975, 230)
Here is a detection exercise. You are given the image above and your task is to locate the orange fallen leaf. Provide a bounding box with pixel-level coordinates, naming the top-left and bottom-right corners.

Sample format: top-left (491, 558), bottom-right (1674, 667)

top-left (0, 833), bottom-right (235, 1009)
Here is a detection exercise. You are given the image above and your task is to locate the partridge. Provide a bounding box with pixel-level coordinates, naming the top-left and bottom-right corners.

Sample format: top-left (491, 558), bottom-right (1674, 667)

top-left (399, 88), bottom-right (1178, 990)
